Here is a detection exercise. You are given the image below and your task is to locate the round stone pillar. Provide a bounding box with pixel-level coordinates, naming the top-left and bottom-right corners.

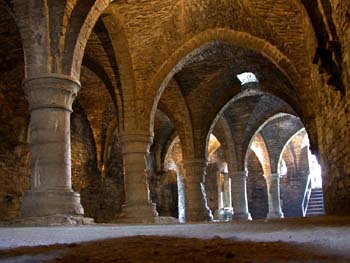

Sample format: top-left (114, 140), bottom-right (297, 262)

top-left (223, 173), bottom-right (232, 208)
top-left (183, 159), bottom-right (212, 222)
top-left (264, 173), bottom-right (284, 219)
top-left (20, 74), bottom-right (84, 224)
top-left (119, 133), bottom-right (158, 223)
top-left (230, 170), bottom-right (251, 220)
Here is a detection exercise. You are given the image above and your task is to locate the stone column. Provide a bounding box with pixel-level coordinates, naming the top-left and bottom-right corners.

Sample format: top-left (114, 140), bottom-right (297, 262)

top-left (218, 173), bottom-right (223, 210)
top-left (119, 134), bottom-right (158, 223)
top-left (223, 173), bottom-right (232, 208)
top-left (20, 74), bottom-right (84, 224)
top-left (230, 170), bottom-right (251, 220)
top-left (183, 159), bottom-right (212, 222)
top-left (264, 173), bottom-right (284, 219)
top-left (216, 172), bottom-right (224, 219)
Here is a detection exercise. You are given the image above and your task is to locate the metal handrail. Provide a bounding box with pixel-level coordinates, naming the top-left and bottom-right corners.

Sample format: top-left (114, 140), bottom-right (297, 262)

top-left (302, 175), bottom-right (312, 216)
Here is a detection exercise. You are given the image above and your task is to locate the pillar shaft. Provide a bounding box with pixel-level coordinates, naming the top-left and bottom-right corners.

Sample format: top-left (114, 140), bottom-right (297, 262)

top-left (264, 173), bottom-right (284, 218)
top-left (223, 173), bottom-right (232, 208)
top-left (230, 170), bottom-right (251, 220)
top-left (119, 134), bottom-right (158, 223)
top-left (183, 159), bottom-right (211, 222)
top-left (217, 172), bottom-right (224, 210)
top-left (20, 74), bottom-right (84, 221)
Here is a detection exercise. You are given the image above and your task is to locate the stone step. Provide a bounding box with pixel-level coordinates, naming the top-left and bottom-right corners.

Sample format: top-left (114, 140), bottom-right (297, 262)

top-left (311, 197), bottom-right (323, 200)
top-left (308, 205), bottom-right (324, 209)
top-left (308, 204), bottom-right (324, 208)
top-left (307, 209), bottom-right (325, 213)
top-left (307, 207), bottom-right (325, 212)
top-left (309, 201), bottom-right (323, 206)
top-left (306, 188), bottom-right (325, 217)
top-left (310, 194), bottom-right (324, 199)
top-left (310, 194), bottom-right (323, 198)
top-left (307, 207), bottom-right (324, 213)
top-left (307, 209), bottom-right (324, 213)
top-left (307, 212), bottom-right (325, 216)
top-left (309, 202), bottom-right (323, 206)
top-left (309, 199), bottom-right (324, 204)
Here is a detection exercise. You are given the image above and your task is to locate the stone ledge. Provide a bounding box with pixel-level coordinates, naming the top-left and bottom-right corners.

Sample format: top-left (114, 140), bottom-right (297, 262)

top-left (1, 215), bottom-right (94, 226)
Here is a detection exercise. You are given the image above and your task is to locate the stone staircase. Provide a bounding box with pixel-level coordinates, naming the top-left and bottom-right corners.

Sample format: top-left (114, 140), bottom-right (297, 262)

top-left (306, 188), bottom-right (325, 216)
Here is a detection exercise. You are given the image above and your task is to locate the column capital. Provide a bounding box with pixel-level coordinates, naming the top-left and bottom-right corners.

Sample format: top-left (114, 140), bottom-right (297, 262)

top-left (119, 132), bottom-right (153, 144)
top-left (183, 158), bottom-right (208, 168)
top-left (183, 158), bottom-right (207, 184)
top-left (264, 173), bottom-right (281, 180)
top-left (119, 133), bottom-right (154, 154)
top-left (230, 170), bottom-right (248, 180)
top-left (23, 73), bottom-right (80, 112)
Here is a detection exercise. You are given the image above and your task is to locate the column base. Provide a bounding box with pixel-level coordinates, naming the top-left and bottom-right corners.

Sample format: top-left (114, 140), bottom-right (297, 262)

top-left (218, 207), bottom-right (233, 221)
top-left (186, 209), bottom-right (212, 222)
top-left (117, 202), bottom-right (159, 223)
top-left (232, 212), bottom-right (252, 221)
top-left (21, 190), bottom-right (84, 218)
top-left (266, 211), bottom-right (284, 219)
top-left (12, 214), bottom-right (94, 226)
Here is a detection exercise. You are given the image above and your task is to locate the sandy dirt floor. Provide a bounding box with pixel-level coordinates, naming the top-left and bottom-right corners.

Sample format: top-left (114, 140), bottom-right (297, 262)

top-left (0, 216), bottom-right (349, 262)
top-left (1, 236), bottom-right (348, 263)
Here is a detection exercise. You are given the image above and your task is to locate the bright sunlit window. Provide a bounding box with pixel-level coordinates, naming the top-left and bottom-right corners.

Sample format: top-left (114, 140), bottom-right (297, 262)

top-left (237, 72), bottom-right (259, 85)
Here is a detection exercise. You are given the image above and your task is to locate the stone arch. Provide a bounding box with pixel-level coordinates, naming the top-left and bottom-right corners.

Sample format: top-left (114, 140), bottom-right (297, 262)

top-left (12, 0), bottom-right (110, 80)
top-left (205, 92), bottom-right (297, 173)
top-left (90, 18), bottom-right (125, 127)
top-left (249, 133), bottom-right (271, 176)
top-left (157, 102), bottom-right (193, 161)
top-left (157, 78), bottom-right (194, 159)
top-left (0, 2), bottom-right (25, 72)
top-left (63, 0), bottom-right (110, 78)
top-left (246, 149), bottom-right (269, 219)
top-left (100, 11), bottom-right (139, 131)
top-left (210, 116), bottom-right (238, 171)
top-left (0, 3), bottom-right (30, 221)
top-left (206, 134), bottom-right (221, 161)
top-left (102, 117), bottom-right (118, 176)
top-left (164, 135), bottom-right (183, 171)
top-left (243, 113), bottom-right (298, 172)
top-left (206, 92), bottom-right (260, 171)
top-left (206, 91), bottom-right (263, 168)
top-left (78, 64), bottom-right (116, 171)
top-left (277, 128), bottom-right (306, 176)
top-left (148, 28), bottom-right (304, 135)
top-left (82, 55), bottom-right (120, 124)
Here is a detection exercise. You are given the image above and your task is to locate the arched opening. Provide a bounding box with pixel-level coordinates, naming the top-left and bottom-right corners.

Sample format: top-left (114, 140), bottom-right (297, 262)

top-left (0, 3), bottom-right (28, 222)
top-left (163, 136), bottom-right (185, 223)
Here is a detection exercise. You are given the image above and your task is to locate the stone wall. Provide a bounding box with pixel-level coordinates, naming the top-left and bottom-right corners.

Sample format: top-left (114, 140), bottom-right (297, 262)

top-left (205, 163), bottom-right (219, 218)
top-left (71, 106), bottom-right (125, 222)
top-left (71, 104), bottom-right (100, 219)
top-left (0, 65), bottom-right (30, 222)
top-left (97, 132), bottom-right (125, 222)
top-left (155, 170), bottom-right (179, 218)
top-left (147, 150), bottom-right (179, 219)
top-left (332, 0), bottom-right (350, 91)
top-left (307, 0), bottom-right (350, 215)
top-left (312, 41), bottom-right (350, 215)
top-left (246, 150), bottom-right (268, 219)
top-left (280, 135), bottom-right (309, 217)
top-left (316, 79), bottom-right (350, 215)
